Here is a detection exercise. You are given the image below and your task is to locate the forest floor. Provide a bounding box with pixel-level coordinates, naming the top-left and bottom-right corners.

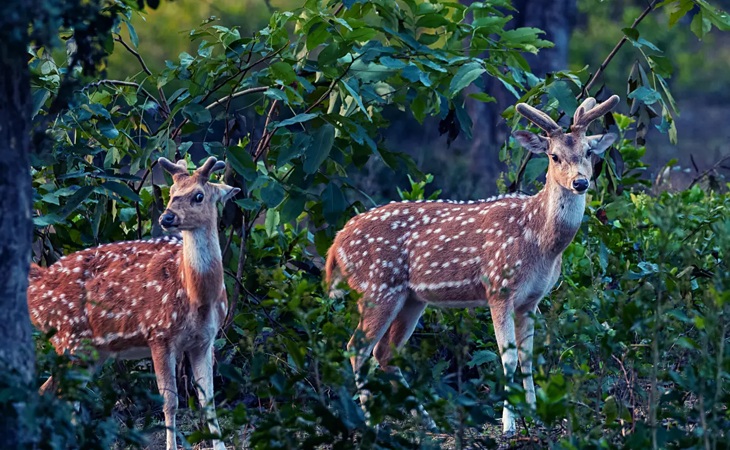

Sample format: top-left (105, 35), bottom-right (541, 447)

top-left (131, 407), bottom-right (556, 450)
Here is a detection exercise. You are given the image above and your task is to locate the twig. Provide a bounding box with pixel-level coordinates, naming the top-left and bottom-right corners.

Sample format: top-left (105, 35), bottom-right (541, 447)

top-left (170, 43), bottom-right (288, 141)
top-left (688, 154), bottom-right (730, 189)
top-left (114, 35), bottom-right (152, 76)
top-left (578, 0), bottom-right (660, 100)
top-left (85, 79), bottom-right (163, 113)
top-left (224, 222), bottom-right (247, 333)
top-left (253, 100), bottom-right (280, 162)
top-left (113, 35), bottom-right (171, 117)
top-left (206, 86), bottom-right (269, 111)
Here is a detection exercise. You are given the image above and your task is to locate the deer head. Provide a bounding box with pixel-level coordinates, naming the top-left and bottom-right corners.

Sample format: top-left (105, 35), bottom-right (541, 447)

top-left (513, 95), bottom-right (620, 195)
top-left (158, 156), bottom-right (240, 231)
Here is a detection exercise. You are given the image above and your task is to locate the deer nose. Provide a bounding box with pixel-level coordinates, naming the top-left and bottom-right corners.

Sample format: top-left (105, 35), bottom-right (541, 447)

top-left (160, 213), bottom-right (177, 227)
top-left (572, 179), bottom-right (589, 192)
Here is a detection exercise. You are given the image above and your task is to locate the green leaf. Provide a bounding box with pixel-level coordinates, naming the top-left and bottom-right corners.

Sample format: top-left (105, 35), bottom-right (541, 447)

top-left (321, 182), bottom-right (346, 224)
top-left (524, 156), bottom-right (548, 183)
top-left (32, 89), bottom-right (50, 119)
top-left (278, 133), bottom-right (312, 167)
top-left (99, 181), bottom-right (142, 203)
top-left (98, 120), bottom-right (119, 140)
top-left (468, 92), bottom-right (496, 103)
top-left (306, 22), bottom-right (330, 50)
top-left (124, 19), bottom-right (139, 48)
top-left (280, 194), bottom-right (306, 223)
top-left (669, 0), bottom-right (694, 28)
top-left (473, 16), bottom-right (512, 34)
top-left (546, 81), bottom-right (578, 118)
top-left (303, 124), bottom-right (335, 175)
top-left (264, 88), bottom-right (288, 103)
top-left (341, 79), bottom-right (371, 122)
top-left (60, 186), bottom-right (95, 220)
top-left (234, 198), bottom-right (261, 210)
top-left (264, 209), bottom-right (280, 237)
top-left (260, 180), bottom-right (285, 208)
top-left (628, 86), bottom-right (661, 105)
top-left (648, 56), bottom-right (673, 78)
top-left (269, 61), bottom-right (297, 84)
top-left (275, 113), bottom-right (319, 128)
top-left (416, 13), bottom-right (449, 28)
top-left (182, 103), bottom-right (212, 124)
top-left (622, 27), bottom-right (639, 41)
top-left (690, 11), bottom-right (712, 39)
top-left (501, 27), bottom-right (551, 47)
top-left (699, 3), bottom-right (730, 31)
top-left (448, 62), bottom-right (485, 98)
top-left (227, 145), bottom-right (257, 181)
top-left (466, 350), bottom-right (498, 368)
top-left (345, 27), bottom-right (378, 42)
top-left (603, 396), bottom-right (618, 424)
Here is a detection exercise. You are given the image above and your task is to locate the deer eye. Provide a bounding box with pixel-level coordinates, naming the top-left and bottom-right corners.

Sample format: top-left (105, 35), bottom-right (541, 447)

top-left (194, 193), bottom-right (204, 203)
top-left (586, 148), bottom-right (593, 157)
top-left (550, 154), bottom-right (560, 163)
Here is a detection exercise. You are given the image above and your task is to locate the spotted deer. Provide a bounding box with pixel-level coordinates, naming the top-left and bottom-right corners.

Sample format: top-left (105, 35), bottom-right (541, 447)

top-left (326, 95), bottom-right (620, 434)
top-left (27, 156), bottom-right (240, 450)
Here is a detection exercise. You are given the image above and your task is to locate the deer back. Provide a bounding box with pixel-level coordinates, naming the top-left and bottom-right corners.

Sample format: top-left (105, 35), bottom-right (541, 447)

top-left (26, 236), bottom-right (224, 354)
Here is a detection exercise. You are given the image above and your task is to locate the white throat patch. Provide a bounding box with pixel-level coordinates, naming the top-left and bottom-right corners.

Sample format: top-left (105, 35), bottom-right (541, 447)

top-left (181, 228), bottom-right (221, 273)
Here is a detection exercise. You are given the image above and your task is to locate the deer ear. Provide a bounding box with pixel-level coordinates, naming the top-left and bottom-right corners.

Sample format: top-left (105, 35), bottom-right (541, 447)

top-left (216, 184), bottom-right (240, 203)
top-left (513, 130), bottom-right (549, 154)
top-left (586, 133), bottom-right (617, 155)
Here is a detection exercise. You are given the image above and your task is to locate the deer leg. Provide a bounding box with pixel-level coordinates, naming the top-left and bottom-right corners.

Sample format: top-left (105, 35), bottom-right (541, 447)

top-left (188, 343), bottom-right (226, 450)
top-left (151, 346), bottom-right (178, 450)
top-left (515, 306), bottom-right (538, 413)
top-left (347, 293), bottom-right (406, 414)
top-left (490, 303), bottom-right (518, 436)
top-left (373, 292), bottom-right (436, 430)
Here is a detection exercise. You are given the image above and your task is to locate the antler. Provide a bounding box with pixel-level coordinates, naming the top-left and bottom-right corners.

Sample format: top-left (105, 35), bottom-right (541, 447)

top-left (515, 103), bottom-right (563, 136)
top-left (194, 157), bottom-right (227, 180)
top-left (158, 157), bottom-right (189, 177)
top-left (571, 94), bottom-right (620, 133)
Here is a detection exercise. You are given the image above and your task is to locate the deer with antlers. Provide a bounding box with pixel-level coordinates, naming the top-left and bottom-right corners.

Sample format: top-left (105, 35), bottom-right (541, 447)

top-left (326, 95), bottom-right (620, 434)
top-left (27, 156), bottom-right (239, 450)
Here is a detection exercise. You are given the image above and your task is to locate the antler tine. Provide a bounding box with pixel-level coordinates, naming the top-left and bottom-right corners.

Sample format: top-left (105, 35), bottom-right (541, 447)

top-left (195, 156), bottom-right (219, 180)
top-left (515, 103), bottom-right (562, 136)
top-left (572, 95), bottom-right (620, 132)
top-left (158, 157), bottom-right (188, 176)
top-left (572, 97), bottom-right (597, 126)
top-left (211, 161), bottom-right (227, 173)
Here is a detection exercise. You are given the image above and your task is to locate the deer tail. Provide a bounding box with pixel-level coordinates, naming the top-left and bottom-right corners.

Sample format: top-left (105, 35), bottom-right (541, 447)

top-left (325, 244), bottom-right (346, 299)
top-left (29, 263), bottom-right (45, 282)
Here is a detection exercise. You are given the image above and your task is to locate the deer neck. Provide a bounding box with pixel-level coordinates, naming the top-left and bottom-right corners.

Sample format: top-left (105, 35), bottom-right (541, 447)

top-left (533, 173), bottom-right (585, 256)
top-left (180, 226), bottom-right (223, 306)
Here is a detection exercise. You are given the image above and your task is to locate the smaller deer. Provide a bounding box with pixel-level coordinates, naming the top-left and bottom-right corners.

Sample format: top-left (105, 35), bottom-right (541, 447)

top-left (326, 96), bottom-right (620, 434)
top-left (28, 156), bottom-right (239, 450)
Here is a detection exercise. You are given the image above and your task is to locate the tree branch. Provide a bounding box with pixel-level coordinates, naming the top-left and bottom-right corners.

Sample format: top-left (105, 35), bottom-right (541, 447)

top-left (206, 86), bottom-right (269, 111)
top-left (578, 0), bottom-right (660, 100)
top-left (114, 35), bottom-right (152, 76)
top-left (688, 154), bottom-right (730, 189)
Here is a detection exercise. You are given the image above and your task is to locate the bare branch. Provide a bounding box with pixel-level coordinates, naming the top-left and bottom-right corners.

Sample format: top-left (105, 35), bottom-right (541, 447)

top-left (206, 86), bottom-right (268, 111)
top-left (578, 0), bottom-right (659, 100)
top-left (114, 35), bottom-right (152, 76)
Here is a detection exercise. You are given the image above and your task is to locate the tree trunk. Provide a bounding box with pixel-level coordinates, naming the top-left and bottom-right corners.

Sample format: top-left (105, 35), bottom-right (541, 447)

top-left (0, 9), bottom-right (36, 448)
